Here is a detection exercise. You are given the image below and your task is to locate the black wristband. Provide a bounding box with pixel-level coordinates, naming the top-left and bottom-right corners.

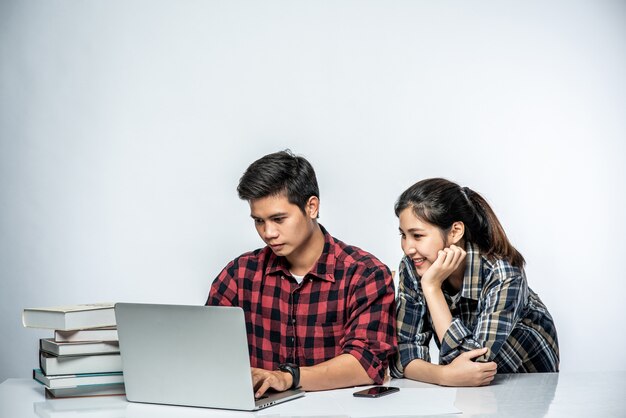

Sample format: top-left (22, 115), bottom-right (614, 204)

top-left (278, 363), bottom-right (300, 389)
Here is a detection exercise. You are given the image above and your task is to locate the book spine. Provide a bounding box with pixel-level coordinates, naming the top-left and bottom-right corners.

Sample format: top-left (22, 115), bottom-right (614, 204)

top-left (23, 310), bottom-right (64, 329)
top-left (54, 328), bottom-right (118, 342)
top-left (40, 338), bottom-right (120, 356)
top-left (39, 339), bottom-right (58, 356)
top-left (39, 351), bottom-right (123, 375)
top-left (39, 352), bottom-right (45, 375)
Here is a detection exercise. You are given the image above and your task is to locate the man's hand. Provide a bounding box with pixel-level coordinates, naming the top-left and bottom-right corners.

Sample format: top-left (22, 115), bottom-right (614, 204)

top-left (421, 245), bottom-right (466, 290)
top-left (441, 348), bottom-right (497, 387)
top-left (251, 367), bottom-right (292, 398)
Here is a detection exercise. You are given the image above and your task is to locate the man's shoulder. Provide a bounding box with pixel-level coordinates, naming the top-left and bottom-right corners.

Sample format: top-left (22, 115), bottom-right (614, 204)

top-left (330, 235), bottom-right (388, 272)
top-left (224, 246), bottom-right (270, 269)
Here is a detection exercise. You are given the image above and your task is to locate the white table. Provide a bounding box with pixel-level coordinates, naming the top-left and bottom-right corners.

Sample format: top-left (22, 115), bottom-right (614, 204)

top-left (1, 372), bottom-right (624, 417)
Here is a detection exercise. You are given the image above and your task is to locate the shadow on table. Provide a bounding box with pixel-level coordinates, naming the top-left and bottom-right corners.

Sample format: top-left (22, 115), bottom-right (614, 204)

top-left (453, 373), bottom-right (559, 417)
top-left (34, 396), bottom-right (127, 418)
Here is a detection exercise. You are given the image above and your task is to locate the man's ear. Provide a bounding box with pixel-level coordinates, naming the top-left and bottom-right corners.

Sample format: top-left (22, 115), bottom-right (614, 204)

top-left (306, 196), bottom-right (320, 219)
top-left (448, 221), bottom-right (465, 245)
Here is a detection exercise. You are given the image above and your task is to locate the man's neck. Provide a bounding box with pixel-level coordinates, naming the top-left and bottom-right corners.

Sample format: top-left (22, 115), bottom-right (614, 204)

top-left (286, 223), bottom-right (325, 276)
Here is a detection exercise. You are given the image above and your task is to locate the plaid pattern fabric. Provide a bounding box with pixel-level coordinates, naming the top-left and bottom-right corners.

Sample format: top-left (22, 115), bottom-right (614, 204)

top-left (391, 242), bottom-right (559, 377)
top-left (207, 225), bottom-right (397, 384)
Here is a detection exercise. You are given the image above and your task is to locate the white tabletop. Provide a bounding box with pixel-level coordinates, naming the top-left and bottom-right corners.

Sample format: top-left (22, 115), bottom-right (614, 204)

top-left (1, 371), bottom-right (624, 417)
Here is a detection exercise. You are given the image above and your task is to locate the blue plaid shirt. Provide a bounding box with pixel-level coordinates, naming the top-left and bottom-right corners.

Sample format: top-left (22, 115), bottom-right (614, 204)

top-left (391, 242), bottom-right (559, 376)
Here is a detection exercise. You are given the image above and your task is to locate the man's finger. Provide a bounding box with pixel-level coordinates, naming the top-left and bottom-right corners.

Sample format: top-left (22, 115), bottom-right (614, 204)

top-left (255, 378), bottom-right (272, 398)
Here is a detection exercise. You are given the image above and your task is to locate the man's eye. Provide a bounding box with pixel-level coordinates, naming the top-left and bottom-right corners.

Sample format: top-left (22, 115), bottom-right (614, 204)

top-left (399, 232), bottom-right (406, 239)
top-left (413, 234), bottom-right (422, 239)
top-left (273, 217), bottom-right (285, 223)
top-left (254, 219), bottom-right (264, 225)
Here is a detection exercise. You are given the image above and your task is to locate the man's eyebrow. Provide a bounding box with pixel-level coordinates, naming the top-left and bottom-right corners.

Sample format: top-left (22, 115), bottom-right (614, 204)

top-left (270, 212), bottom-right (288, 217)
top-left (250, 212), bottom-right (289, 219)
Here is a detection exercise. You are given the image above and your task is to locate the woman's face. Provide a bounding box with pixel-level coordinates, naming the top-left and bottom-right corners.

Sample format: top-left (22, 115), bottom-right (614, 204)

top-left (398, 208), bottom-right (448, 276)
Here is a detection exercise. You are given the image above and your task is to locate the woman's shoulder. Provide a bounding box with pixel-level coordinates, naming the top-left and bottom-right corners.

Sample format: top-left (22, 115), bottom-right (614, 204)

top-left (480, 254), bottom-right (526, 284)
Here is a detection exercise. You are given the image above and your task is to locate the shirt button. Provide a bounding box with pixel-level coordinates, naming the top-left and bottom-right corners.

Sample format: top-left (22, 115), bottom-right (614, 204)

top-left (292, 318), bottom-right (296, 324)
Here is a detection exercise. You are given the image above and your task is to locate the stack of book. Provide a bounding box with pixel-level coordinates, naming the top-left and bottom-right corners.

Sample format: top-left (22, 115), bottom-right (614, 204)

top-left (22, 303), bottom-right (125, 398)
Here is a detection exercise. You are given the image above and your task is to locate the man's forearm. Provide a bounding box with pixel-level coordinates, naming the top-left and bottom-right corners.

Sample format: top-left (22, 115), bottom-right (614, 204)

top-left (299, 353), bottom-right (374, 391)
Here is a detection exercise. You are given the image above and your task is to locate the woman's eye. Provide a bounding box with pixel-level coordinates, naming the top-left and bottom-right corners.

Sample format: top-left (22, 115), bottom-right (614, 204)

top-left (413, 234), bottom-right (422, 239)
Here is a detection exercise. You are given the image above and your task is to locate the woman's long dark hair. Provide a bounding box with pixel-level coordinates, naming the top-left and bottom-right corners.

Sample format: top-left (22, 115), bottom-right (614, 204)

top-left (395, 178), bottom-right (525, 267)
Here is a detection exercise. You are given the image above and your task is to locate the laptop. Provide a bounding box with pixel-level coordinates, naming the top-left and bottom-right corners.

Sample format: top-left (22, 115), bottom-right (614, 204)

top-left (114, 303), bottom-right (304, 411)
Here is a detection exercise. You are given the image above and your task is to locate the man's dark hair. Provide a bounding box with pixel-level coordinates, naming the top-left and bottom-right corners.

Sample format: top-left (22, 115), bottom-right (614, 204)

top-left (237, 150), bottom-right (319, 215)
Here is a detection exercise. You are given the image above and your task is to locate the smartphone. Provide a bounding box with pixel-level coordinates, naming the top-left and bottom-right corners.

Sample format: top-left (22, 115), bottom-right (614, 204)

top-left (353, 386), bottom-right (400, 398)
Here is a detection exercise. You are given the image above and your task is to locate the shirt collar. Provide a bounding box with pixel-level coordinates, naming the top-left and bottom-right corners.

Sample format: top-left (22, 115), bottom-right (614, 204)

top-left (460, 242), bottom-right (484, 300)
top-left (264, 224), bottom-right (336, 282)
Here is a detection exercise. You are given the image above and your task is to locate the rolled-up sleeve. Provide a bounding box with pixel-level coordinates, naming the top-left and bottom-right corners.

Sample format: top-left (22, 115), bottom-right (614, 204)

top-left (342, 265), bottom-right (397, 384)
top-left (439, 266), bottom-right (527, 365)
top-left (390, 257), bottom-right (433, 378)
top-left (205, 259), bottom-right (239, 307)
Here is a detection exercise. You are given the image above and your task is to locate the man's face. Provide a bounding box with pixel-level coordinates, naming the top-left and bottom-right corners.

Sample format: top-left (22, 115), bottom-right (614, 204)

top-left (249, 194), bottom-right (317, 259)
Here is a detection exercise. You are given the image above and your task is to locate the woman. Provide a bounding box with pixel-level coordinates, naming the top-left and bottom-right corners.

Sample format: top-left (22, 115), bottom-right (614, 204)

top-left (391, 178), bottom-right (559, 386)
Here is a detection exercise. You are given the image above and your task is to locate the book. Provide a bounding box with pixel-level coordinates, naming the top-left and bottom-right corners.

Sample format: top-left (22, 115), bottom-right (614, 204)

top-left (44, 383), bottom-right (125, 399)
top-left (33, 369), bottom-right (124, 389)
top-left (39, 351), bottom-right (123, 375)
top-left (54, 327), bottom-right (118, 342)
top-left (40, 338), bottom-right (120, 356)
top-left (23, 303), bottom-right (116, 331)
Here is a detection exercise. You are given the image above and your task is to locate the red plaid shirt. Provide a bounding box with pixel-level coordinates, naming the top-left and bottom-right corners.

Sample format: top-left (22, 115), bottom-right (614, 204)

top-left (206, 225), bottom-right (397, 384)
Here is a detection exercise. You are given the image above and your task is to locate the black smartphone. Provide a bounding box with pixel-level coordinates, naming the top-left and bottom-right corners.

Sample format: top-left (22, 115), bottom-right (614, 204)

top-left (353, 386), bottom-right (400, 398)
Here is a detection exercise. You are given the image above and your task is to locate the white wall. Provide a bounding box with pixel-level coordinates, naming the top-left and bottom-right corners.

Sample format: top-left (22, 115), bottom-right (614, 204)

top-left (1, 0), bottom-right (625, 382)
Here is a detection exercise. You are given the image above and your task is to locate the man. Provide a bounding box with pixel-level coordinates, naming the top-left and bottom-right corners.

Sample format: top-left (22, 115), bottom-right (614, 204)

top-left (206, 150), bottom-right (396, 398)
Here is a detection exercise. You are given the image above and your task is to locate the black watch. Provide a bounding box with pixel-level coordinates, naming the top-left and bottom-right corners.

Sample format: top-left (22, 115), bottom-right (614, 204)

top-left (278, 362), bottom-right (300, 389)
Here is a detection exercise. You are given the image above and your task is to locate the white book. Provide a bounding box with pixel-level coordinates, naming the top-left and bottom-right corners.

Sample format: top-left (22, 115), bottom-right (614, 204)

top-left (23, 303), bottom-right (116, 331)
top-left (44, 383), bottom-right (126, 398)
top-left (40, 338), bottom-right (120, 356)
top-left (40, 352), bottom-right (123, 375)
top-left (33, 369), bottom-right (124, 389)
top-left (55, 327), bottom-right (118, 342)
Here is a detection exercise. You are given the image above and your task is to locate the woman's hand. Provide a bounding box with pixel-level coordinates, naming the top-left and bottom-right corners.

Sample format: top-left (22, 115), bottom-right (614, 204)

top-left (441, 348), bottom-right (497, 387)
top-left (420, 245), bottom-right (466, 291)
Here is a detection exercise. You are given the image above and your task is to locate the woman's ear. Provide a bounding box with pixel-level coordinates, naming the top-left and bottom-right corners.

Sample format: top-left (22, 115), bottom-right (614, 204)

top-left (448, 221), bottom-right (465, 245)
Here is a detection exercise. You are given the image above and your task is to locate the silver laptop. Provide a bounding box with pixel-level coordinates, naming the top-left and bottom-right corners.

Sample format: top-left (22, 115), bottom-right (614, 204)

top-left (114, 303), bottom-right (304, 411)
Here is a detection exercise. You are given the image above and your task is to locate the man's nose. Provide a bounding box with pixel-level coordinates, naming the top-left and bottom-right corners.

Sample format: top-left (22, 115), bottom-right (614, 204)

top-left (263, 223), bottom-right (279, 240)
